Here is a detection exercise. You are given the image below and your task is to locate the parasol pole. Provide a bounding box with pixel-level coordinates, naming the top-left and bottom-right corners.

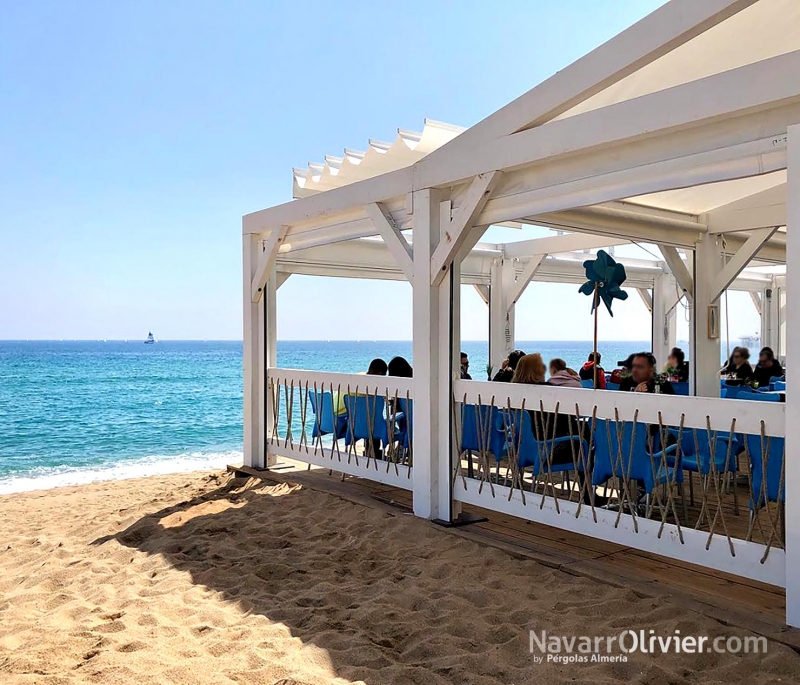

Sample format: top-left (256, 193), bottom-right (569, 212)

top-left (593, 283), bottom-right (599, 388)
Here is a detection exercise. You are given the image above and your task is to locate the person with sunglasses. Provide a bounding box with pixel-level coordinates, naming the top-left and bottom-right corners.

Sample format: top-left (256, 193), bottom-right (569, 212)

top-left (720, 347), bottom-right (754, 386)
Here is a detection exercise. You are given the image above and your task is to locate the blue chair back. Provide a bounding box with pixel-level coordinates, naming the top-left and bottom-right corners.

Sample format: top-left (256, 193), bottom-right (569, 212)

top-left (309, 390), bottom-right (347, 439)
top-left (606, 382), bottom-right (620, 391)
top-left (745, 434), bottom-right (785, 506)
top-left (774, 381), bottom-right (786, 392)
top-left (460, 404), bottom-right (505, 462)
top-left (721, 386), bottom-right (755, 400)
top-left (770, 376), bottom-right (785, 387)
top-left (504, 408), bottom-right (586, 476)
top-left (676, 428), bottom-right (739, 475)
top-left (672, 382), bottom-right (690, 396)
top-left (749, 392), bottom-right (781, 402)
top-left (592, 419), bottom-right (676, 493)
top-left (396, 397), bottom-right (413, 449)
top-left (580, 379), bottom-right (595, 389)
top-left (343, 394), bottom-right (390, 446)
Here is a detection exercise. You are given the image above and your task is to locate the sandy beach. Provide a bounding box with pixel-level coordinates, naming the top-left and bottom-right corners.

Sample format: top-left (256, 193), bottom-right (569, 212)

top-left (1, 470), bottom-right (798, 685)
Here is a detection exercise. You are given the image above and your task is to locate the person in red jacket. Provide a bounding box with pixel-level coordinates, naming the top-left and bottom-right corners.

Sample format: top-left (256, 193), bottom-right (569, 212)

top-left (578, 352), bottom-right (606, 388)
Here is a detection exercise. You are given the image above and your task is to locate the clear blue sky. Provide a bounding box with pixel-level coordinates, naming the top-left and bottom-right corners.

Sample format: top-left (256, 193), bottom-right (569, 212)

top-left (2, 0), bottom-right (759, 343)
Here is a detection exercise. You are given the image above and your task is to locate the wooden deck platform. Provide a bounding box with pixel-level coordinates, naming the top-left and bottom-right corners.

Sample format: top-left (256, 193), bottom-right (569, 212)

top-left (229, 460), bottom-right (800, 652)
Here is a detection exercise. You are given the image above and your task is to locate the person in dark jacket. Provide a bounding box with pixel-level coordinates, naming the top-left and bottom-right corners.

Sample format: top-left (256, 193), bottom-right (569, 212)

top-left (753, 347), bottom-right (783, 388)
top-left (492, 349), bottom-right (525, 382)
top-left (460, 352), bottom-right (472, 380)
top-left (619, 352), bottom-right (675, 394)
top-left (579, 352), bottom-right (606, 389)
top-left (720, 347), bottom-right (753, 386)
top-left (512, 354), bottom-right (605, 505)
top-left (665, 347), bottom-right (689, 382)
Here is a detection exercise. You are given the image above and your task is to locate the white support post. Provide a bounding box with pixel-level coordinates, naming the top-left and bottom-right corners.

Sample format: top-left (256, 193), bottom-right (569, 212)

top-left (692, 236), bottom-right (723, 397)
top-left (243, 233), bottom-right (265, 468)
top-left (264, 267), bottom-right (278, 468)
top-left (785, 124), bottom-right (800, 627)
top-left (651, 272), bottom-right (677, 368)
top-left (489, 258), bottom-right (516, 374)
top-left (412, 188), bottom-right (453, 521)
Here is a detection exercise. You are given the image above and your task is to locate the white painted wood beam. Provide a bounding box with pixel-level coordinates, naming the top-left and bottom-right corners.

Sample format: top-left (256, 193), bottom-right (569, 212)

top-left (658, 245), bottom-right (694, 302)
top-left (783, 123), bottom-right (800, 627)
top-left (365, 202), bottom-right (413, 280)
top-left (749, 290), bottom-right (763, 315)
top-left (473, 284), bottom-right (490, 305)
top-left (507, 255), bottom-right (544, 313)
top-left (707, 183), bottom-right (787, 234)
top-left (637, 288), bottom-right (653, 313)
top-left (709, 226), bottom-right (780, 302)
top-left (417, 49), bottom-right (800, 189)
top-left (421, 0), bottom-right (756, 164)
top-left (430, 172), bottom-right (499, 286)
top-left (276, 272), bottom-right (292, 289)
top-left (251, 226), bottom-right (289, 303)
top-left (504, 232), bottom-right (630, 259)
top-left (477, 135), bottom-right (787, 231)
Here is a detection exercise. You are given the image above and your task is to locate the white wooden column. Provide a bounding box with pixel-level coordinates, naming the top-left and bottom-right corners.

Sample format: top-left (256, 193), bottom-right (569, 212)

top-left (412, 188), bottom-right (453, 521)
top-left (651, 272), bottom-right (677, 368)
top-left (243, 233), bottom-right (265, 468)
top-left (692, 236), bottom-right (723, 397)
top-left (489, 258), bottom-right (516, 374)
top-left (263, 267), bottom-right (278, 468)
top-left (785, 123), bottom-right (800, 627)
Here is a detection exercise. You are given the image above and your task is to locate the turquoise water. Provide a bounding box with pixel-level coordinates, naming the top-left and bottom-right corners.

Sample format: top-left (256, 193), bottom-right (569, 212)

top-left (0, 339), bottom-right (650, 493)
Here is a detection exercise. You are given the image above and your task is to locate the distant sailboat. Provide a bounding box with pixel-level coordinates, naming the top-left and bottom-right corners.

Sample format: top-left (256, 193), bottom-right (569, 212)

top-left (144, 332), bottom-right (156, 345)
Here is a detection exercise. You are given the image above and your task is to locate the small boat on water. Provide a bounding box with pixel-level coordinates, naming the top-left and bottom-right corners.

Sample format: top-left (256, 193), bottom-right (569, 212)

top-left (144, 332), bottom-right (156, 345)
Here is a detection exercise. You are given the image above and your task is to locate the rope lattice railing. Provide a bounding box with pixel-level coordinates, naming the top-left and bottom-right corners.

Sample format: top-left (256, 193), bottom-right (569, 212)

top-left (267, 373), bottom-right (413, 481)
top-left (452, 392), bottom-right (786, 562)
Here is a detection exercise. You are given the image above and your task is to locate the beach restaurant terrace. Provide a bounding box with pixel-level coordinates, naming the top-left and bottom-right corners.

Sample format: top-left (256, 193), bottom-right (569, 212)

top-left (243, 0), bottom-right (800, 626)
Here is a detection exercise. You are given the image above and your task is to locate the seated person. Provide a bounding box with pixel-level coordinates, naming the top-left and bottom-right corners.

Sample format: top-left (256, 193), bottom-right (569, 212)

top-left (665, 347), bottom-right (689, 382)
top-left (753, 346), bottom-right (783, 388)
top-left (579, 352), bottom-right (606, 389)
top-left (388, 356), bottom-right (413, 378)
top-left (492, 349), bottom-right (525, 382)
top-left (460, 352), bottom-right (472, 380)
top-left (720, 347), bottom-right (753, 386)
top-left (366, 358), bottom-right (388, 376)
top-left (619, 352), bottom-right (675, 394)
top-left (609, 354), bottom-right (635, 385)
top-left (548, 358), bottom-right (582, 388)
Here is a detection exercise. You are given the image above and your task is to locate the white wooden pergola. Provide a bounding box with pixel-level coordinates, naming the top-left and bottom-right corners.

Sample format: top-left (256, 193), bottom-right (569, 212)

top-left (244, 0), bottom-right (800, 625)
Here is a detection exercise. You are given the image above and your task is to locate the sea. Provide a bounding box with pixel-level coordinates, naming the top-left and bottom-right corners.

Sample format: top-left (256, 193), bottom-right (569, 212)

top-left (0, 339), bottom-right (651, 495)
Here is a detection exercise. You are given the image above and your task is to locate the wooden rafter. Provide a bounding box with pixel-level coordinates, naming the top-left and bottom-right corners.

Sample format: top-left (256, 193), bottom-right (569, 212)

top-left (430, 172), bottom-right (500, 286)
top-left (365, 202), bottom-right (413, 280)
top-left (251, 226), bottom-right (289, 303)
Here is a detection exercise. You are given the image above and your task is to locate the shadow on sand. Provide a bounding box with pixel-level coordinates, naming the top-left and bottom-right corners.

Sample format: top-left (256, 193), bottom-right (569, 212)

top-left (92, 473), bottom-right (543, 685)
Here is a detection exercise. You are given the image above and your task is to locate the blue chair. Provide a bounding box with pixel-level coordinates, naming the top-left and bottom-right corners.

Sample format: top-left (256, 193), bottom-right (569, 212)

top-left (395, 397), bottom-right (413, 453)
top-left (503, 408), bottom-right (587, 477)
top-left (343, 394), bottom-right (391, 454)
top-left (592, 419), bottom-right (683, 514)
top-left (580, 379), bottom-right (595, 389)
top-left (774, 381), bottom-right (786, 392)
top-left (721, 386), bottom-right (755, 400)
top-left (309, 390), bottom-right (347, 440)
top-left (460, 404), bottom-right (506, 462)
top-left (672, 382), bottom-right (690, 396)
top-left (749, 392), bottom-right (781, 403)
top-left (770, 376), bottom-right (785, 387)
top-left (745, 434), bottom-right (785, 508)
top-left (606, 382), bottom-right (620, 391)
top-left (672, 428), bottom-right (741, 513)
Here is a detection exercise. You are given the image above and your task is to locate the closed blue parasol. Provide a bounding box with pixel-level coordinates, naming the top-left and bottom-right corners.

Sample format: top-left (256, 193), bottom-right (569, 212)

top-left (578, 249), bottom-right (628, 316)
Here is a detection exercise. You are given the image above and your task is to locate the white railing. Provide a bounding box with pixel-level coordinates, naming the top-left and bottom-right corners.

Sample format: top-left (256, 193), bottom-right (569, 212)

top-left (266, 368), bottom-right (414, 490)
top-left (452, 380), bottom-right (786, 587)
